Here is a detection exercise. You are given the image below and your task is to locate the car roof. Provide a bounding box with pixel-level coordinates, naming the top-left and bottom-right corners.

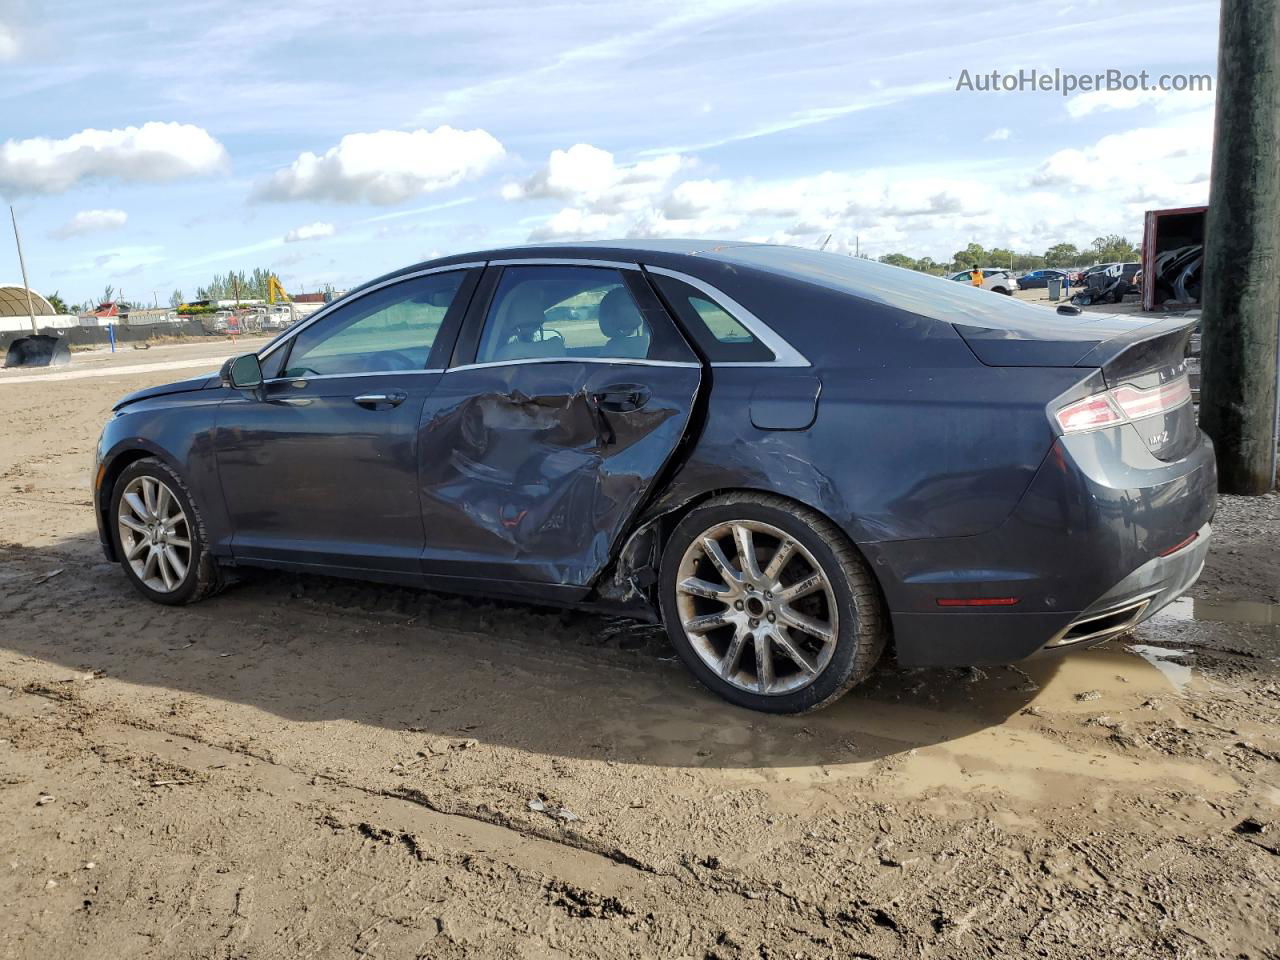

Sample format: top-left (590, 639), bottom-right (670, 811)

top-left (352, 239), bottom-right (1125, 334)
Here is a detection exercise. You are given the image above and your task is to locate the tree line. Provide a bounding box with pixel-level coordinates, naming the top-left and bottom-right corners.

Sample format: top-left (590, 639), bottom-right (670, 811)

top-left (877, 235), bottom-right (1141, 275)
top-left (45, 268), bottom-right (297, 316)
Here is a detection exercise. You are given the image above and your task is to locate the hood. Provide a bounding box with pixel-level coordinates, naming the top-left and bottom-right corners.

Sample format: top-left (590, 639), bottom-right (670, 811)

top-left (113, 373), bottom-right (220, 411)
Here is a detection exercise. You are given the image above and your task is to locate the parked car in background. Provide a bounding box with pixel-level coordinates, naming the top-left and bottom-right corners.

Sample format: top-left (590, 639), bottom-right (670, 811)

top-left (946, 268), bottom-right (1019, 295)
top-left (94, 240), bottom-right (1213, 714)
top-left (1016, 269), bottom-right (1069, 290)
top-left (1071, 262), bottom-right (1140, 286)
top-left (263, 306), bottom-right (295, 330)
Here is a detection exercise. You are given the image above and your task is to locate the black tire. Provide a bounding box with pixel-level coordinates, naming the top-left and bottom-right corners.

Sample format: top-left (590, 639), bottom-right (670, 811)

top-left (658, 492), bottom-right (887, 714)
top-left (109, 457), bottom-right (224, 606)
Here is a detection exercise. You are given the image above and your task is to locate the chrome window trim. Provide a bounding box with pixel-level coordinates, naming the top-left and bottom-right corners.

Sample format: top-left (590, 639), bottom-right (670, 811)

top-left (487, 257), bottom-right (640, 271)
top-left (447, 357), bottom-right (700, 374)
top-left (642, 265), bottom-right (810, 368)
top-left (257, 261), bottom-right (486, 363)
top-left (262, 368), bottom-right (445, 385)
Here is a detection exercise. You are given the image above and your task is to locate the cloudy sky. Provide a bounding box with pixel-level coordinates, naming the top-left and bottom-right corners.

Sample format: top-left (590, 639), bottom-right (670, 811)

top-left (0, 0), bottom-right (1219, 305)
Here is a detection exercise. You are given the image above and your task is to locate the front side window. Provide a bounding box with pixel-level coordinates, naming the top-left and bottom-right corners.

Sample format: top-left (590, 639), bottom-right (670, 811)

top-left (280, 271), bottom-right (464, 378)
top-left (650, 274), bottom-right (775, 363)
top-left (475, 265), bottom-right (665, 363)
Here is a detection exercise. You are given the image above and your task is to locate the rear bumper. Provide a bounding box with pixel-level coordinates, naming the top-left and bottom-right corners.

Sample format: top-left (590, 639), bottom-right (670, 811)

top-left (1043, 522), bottom-right (1208, 651)
top-left (865, 427), bottom-right (1217, 667)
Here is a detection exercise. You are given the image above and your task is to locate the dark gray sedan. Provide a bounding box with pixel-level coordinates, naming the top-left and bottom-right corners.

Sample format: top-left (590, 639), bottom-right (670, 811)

top-left (93, 241), bottom-right (1214, 713)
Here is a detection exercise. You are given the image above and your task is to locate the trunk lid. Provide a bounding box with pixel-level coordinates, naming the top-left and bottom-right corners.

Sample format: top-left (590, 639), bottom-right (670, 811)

top-left (1074, 317), bottom-right (1198, 461)
top-left (958, 311), bottom-right (1198, 462)
top-left (951, 309), bottom-right (1169, 367)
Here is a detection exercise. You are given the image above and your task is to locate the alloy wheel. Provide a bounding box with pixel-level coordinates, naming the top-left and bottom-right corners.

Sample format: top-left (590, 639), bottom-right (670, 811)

top-left (117, 475), bottom-right (192, 593)
top-left (674, 519), bottom-right (838, 696)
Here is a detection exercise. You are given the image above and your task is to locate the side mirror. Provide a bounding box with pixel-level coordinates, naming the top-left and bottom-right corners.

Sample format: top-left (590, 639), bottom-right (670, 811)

top-left (220, 353), bottom-right (264, 393)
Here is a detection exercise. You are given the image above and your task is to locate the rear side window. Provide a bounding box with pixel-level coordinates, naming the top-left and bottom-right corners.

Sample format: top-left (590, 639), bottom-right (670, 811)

top-left (649, 274), bottom-right (775, 363)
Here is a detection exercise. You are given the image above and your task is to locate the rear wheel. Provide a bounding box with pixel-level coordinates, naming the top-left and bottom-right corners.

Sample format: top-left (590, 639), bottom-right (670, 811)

top-left (111, 457), bottom-right (223, 605)
top-left (658, 493), bottom-right (887, 713)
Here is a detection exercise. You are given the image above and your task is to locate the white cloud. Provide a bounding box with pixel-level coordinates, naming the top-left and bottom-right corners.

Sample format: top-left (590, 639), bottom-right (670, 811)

top-left (254, 127), bottom-right (504, 205)
top-left (1031, 112), bottom-right (1212, 206)
top-left (502, 144), bottom-right (690, 214)
top-left (0, 123), bottom-right (228, 194)
top-left (0, 22), bottom-right (18, 60)
top-left (528, 207), bottom-right (618, 242)
top-left (984, 128), bottom-right (1011, 142)
top-left (284, 221), bottom-right (336, 243)
top-left (1066, 87), bottom-right (1215, 118)
top-left (662, 179), bottom-right (733, 219)
top-left (512, 161), bottom-right (993, 249)
top-left (51, 208), bottom-right (128, 239)
top-left (508, 111), bottom-right (1212, 263)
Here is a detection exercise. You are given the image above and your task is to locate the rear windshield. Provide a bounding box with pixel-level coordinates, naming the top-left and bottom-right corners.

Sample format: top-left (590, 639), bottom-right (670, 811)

top-left (713, 245), bottom-right (1153, 337)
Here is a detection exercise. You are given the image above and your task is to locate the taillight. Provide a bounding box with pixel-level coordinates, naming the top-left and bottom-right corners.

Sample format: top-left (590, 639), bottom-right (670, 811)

top-left (1055, 393), bottom-right (1124, 433)
top-left (1111, 378), bottom-right (1191, 420)
top-left (1054, 375), bottom-right (1190, 434)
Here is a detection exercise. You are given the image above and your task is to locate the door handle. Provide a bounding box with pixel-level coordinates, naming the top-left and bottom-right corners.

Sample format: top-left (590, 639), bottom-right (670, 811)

top-left (591, 385), bottom-right (650, 413)
top-left (353, 391), bottom-right (407, 409)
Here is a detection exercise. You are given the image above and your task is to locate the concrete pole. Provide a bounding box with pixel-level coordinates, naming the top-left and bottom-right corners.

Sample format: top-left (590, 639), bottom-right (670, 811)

top-left (1199, 0), bottom-right (1280, 494)
top-left (9, 206), bottom-right (38, 335)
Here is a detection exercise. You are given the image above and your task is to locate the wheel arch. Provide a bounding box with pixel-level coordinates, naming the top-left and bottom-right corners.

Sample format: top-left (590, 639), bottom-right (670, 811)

top-left (96, 442), bottom-right (185, 560)
top-left (593, 485), bottom-right (884, 619)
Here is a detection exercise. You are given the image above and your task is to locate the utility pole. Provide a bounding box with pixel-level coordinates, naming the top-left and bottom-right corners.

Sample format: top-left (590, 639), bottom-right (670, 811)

top-left (9, 206), bottom-right (38, 335)
top-left (1199, 0), bottom-right (1280, 494)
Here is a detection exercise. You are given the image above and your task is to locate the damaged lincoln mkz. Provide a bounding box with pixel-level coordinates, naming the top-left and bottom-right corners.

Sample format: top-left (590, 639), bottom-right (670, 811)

top-left (94, 241), bottom-right (1215, 713)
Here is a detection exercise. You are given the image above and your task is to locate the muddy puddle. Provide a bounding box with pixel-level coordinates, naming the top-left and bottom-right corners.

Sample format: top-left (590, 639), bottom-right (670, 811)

top-left (1155, 595), bottom-right (1280, 627)
top-left (1127, 644), bottom-right (1193, 691)
top-left (601, 638), bottom-right (1240, 809)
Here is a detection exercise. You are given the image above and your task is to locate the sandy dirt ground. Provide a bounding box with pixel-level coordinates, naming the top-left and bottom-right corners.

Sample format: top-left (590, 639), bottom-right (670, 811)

top-left (1, 339), bottom-right (1278, 959)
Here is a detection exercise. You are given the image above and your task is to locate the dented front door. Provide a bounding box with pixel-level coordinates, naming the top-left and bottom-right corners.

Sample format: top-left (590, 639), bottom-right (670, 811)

top-left (416, 358), bottom-right (701, 591)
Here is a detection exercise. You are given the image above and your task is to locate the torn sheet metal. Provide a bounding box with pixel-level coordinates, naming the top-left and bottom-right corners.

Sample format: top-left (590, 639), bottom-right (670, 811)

top-left (417, 361), bottom-right (701, 587)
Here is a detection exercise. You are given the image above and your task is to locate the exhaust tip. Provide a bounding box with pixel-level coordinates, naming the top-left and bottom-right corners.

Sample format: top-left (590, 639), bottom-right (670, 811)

top-left (1047, 596), bottom-right (1152, 648)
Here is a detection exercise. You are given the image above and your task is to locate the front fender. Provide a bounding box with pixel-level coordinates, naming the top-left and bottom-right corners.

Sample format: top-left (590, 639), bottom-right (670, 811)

top-left (94, 390), bottom-right (231, 561)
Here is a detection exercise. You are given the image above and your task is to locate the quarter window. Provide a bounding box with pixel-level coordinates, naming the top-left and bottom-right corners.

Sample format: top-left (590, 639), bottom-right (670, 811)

top-left (475, 266), bottom-right (658, 363)
top-left (650, 274), bottom-right (775, 363)
top-left (280, 271), bottom-right (464, 378)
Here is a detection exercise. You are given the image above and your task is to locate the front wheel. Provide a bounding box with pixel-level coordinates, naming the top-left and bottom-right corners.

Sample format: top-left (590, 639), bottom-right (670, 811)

top-left (658, 493), bottom-right (887, 713)
top-left (110, 457), bottom-right (223, 605)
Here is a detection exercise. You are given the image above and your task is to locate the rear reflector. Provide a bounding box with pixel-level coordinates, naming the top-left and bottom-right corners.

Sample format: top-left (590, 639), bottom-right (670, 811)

top-left (936, 597), bottom-right (1021, 607)
top-left (1054, 374), bottom-right (1191, 434)
top-left (1158, 531), bottom-right (1199, 557)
